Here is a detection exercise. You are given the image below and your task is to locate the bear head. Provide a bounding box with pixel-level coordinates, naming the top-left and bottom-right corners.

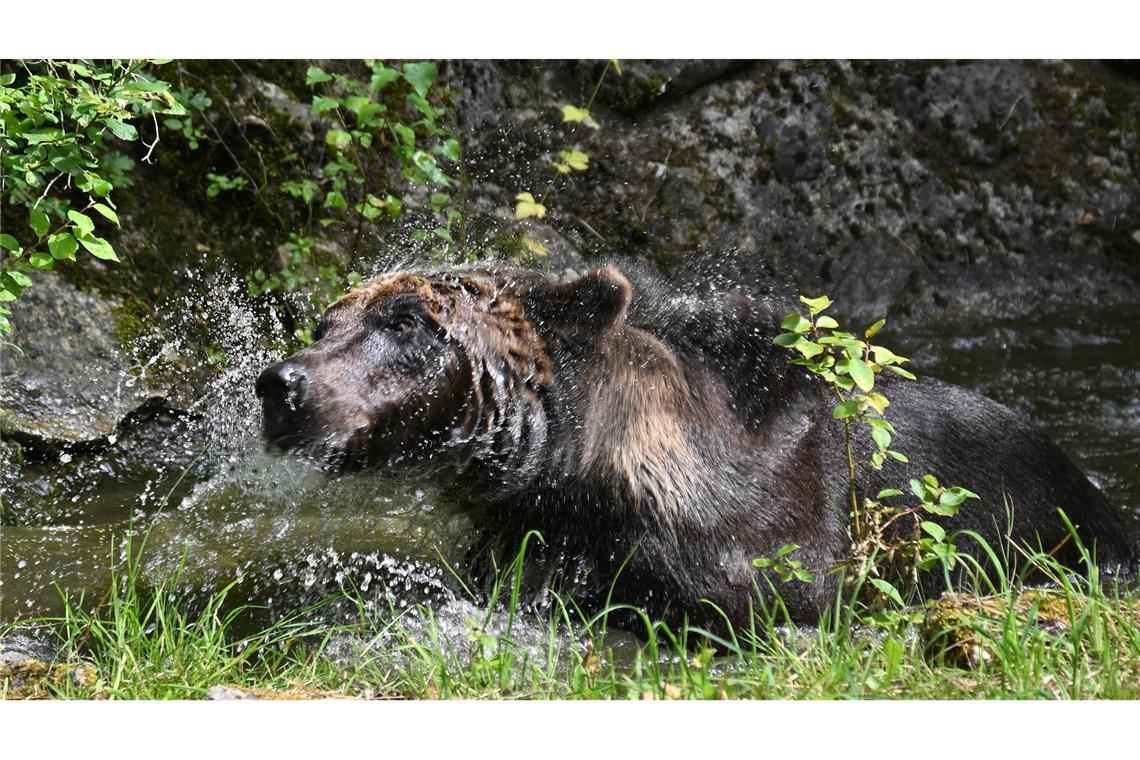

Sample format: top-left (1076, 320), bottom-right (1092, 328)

top-left (256, 266), bottom-right (632, 486)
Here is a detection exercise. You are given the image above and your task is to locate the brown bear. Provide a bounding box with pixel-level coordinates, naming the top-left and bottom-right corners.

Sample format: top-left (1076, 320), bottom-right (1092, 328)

top-left (256, 265), bottom-right (1135, 630)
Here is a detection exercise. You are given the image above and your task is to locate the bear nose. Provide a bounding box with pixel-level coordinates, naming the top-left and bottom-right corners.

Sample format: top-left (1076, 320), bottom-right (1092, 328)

top-left (256, 361), bottom-right (307, 410)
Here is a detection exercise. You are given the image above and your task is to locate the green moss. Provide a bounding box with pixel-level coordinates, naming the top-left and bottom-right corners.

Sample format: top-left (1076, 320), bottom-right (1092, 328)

top-left (922, 589), bottom-right (1140, 669)
top-left (110, 297), bottom-right (153, 349)
top-left (0, 659), bottom-right (102, 699)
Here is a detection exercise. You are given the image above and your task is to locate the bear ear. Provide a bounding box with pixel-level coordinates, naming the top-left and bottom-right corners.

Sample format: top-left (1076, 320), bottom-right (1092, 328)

top-left (529, 266), bottom-right (632, 331)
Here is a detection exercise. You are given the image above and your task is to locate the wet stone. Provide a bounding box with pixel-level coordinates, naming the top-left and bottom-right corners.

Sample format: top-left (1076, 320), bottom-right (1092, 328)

top-left (205, 684), bottom-right (259, 700)
top-left (0, 273), bottom-right (162, 447)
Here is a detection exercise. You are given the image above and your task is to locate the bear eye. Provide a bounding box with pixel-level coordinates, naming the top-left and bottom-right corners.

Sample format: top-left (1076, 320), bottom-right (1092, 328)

top-left (388, 313), bottom-right (419, 334)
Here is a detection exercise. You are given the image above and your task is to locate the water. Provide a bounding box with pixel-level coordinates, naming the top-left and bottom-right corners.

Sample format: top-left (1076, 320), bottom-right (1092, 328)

top-left (891, 301), bottom-right (1140, 535)
top-left (1, 274), bottom-right (1137, 654)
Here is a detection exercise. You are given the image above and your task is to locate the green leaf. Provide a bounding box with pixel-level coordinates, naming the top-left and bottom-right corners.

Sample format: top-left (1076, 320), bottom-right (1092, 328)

top-left (923, 474), bottom-right (940, 489)
top-left (92, 203), bottom-right (120, 227)
top-left (370, 66), bottom-right (401, 92)
top-left (311, 96), bottom-right (340, 115)
top-left (843, 341), bottom-right (866, 360)
top-left (105, 119), bottom-right (138, 141)
top-left (773, 332), bottom-right (805, 348)
top-left (795, 340), bottom-right (824, 359)
top-left (29, 251), bottom-right (54, 268)
top-left (780, 314), bottom-right (812, 333)
top-left (393, 122), bottom-right (416, 147)
top-left (872, 346), bottom-right (908, 365)
top-left (357, 102), bottom-right (387, 126)
top-left (402, 62), bottom-right (436, 98)
top-left (0, 288), bottom-right (16, 302)
top-left (29, 209), bottom-right (51, 238)
top-left (343, 96), bottom-right (371, 114)
top-left (886, 365), bottom-right (917, 380)
top-left (520, 237), bottom-right (549, 257)
top-left (436, 137), bottom-right (460, 163)
top-left (561, 105), bottom-right (599, 129)
top-left (849, 358), bottom-right (874, 392)
top-left (326, 129), bottom-right (352, 150)
top-left (865, 393), bottom-right (890, 414)
top-left (865, 319), bottom-right (886, 339)
top-left (875, 488), bottom-right (904, 499)
top-left (921, 521), bottom-right (946, 542)
top-left (774, 543), bottom-right (800, 557)
top-left (832, 400), bottom-right (860, 419)
top-left (870, 425), bottom-right (891, 450)
top-left (910, 478), bottom-right (928, 500)
top-left (869, 578), bottom-right (903, 606)
top-left (923, 501), bottom-right (958, 517)
top-left (78, 233), bottom-right (119, 261)
top-left (558, 149), bottom-right (589, 171)
top-left (938, 490), bottom-right (967, 509)
top-left (406, 93), bottom-right (436, 121)
top-left (887, 450), bottom-right (909, 463)
top-left (799, 294), bottom-right (832, 315)
top-left (67, 210), bottom-right (95, 235)
top-left (0, 234), bottom-right (21, 253)
top-left (514, 192), bottom-right (546, 220)
top-left (0, 274), bottom-right (22, 298)
top-left (24, 130), bottom-right (63, 145)
top-left (865, 418), bottom-right (894, 432)
top-left (84, 173), bottom-right (113, 198)
top-left (6, 271), bottom-right (32, 287)
top-left (306, 66), bottom-right (333, 85)
top-left (48, 232), bottom-right (78, 260)
top-left (383, 194), bottom-right (403, 218)
top-left (815, 315), bottom-right (839, 329)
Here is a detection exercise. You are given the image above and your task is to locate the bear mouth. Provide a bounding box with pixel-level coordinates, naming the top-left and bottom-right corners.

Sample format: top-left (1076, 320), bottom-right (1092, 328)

top-left (264, 433), bottom-right (364, 475)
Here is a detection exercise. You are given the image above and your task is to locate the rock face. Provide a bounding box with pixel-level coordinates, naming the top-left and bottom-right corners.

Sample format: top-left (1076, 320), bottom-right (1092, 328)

top-left (25, 60), bottom-right (1134, 337)
top-left (0, 273), bottom-right (161, 447)
top-left (442, 60), bottom-right (1140, 325)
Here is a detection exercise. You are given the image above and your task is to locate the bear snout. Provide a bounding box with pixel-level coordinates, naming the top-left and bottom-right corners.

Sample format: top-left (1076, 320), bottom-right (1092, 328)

top-left (256, 361), bottom-right (307, 409)
top-left (257, 361), bottom-right (311, 449)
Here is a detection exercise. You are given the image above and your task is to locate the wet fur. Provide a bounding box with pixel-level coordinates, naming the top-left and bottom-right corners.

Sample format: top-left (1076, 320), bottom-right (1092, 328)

top-left (261, 265), bottom-right (1136, 629)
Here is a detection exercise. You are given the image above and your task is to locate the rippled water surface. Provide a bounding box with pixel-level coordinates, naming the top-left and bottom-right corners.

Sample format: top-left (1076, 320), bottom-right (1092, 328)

top-left (893, 301), bottom-right (1139, 534)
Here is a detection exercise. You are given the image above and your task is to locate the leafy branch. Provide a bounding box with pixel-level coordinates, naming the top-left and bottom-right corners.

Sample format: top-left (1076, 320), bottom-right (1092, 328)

top-left (1, 59), bottom-right (190, 332)
top-left (759, 296), bottom-right (980, 629)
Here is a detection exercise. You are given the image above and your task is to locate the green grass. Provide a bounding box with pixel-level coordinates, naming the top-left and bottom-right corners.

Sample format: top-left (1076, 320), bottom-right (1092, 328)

top-left (3, 529), bottom-right (1138, 700)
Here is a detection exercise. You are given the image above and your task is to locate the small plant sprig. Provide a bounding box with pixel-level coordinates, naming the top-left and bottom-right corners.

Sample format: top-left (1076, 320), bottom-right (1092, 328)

top-left (231, 60), bottom-right (462, 343)
top-left (758, 296), bottom-right (979, 629)
top-left (303, 61), bottom-right (460, 246)
top-left (774, 295), bottom-right (914, 532)
top-left (513, 60), bottom-right (621, 258)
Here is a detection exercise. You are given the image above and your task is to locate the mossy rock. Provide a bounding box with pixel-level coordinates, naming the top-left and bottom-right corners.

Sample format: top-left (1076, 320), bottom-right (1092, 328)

top-left (0, 659), bottom-right (102, 699)
top-left (921, 589), bottom-right (1140, 669)
top-left (204, 683), bottom-right (353, 700)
